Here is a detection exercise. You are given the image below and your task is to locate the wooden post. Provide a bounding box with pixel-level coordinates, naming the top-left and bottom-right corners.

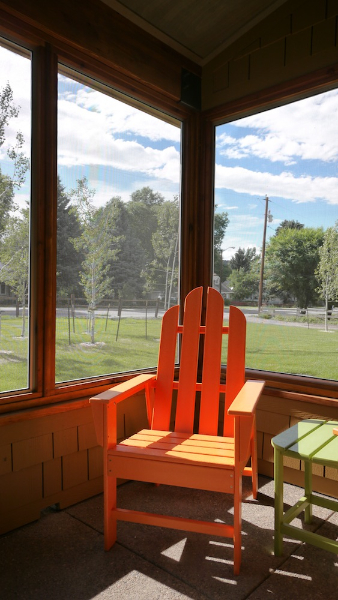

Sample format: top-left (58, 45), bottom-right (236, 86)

top-left (67, 298), bottom-right (71, 345)
top-left (145, 299), bottom-right (148, 339)
top-left (258, 196), bottom-right (269, 313)
top-left (105, 303), bottom-right (110, 332)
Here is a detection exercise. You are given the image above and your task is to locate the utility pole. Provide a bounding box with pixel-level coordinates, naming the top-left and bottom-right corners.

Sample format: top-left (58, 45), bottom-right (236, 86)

top-left (258, 195), bottom-right (272, 313)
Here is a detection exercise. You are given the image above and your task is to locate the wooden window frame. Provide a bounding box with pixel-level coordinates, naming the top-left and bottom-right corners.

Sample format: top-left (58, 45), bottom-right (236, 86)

top-left (0, 16), bottom-right (197, 414)
top-left (0, 7), bottom-right (337, 415)
top-left (204, 66), bottom-right (338, 403)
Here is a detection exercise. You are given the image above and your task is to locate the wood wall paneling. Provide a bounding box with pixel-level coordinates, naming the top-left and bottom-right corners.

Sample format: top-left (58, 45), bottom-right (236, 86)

top-left (78, 422), bottom-right (98, 451)
top-left (0, 464), bottom-right (42, 512)
top-left (0, 444), bottom-right (12, 475)
top-left (88, 446), bottom-right (103, 480)
top-left (12, 433), bottom-right (53, 471)
top-left (53, 427), bottom-right (78, 458)
top-left (0, 0), bottom-right (199, 99)
top-left (43, 456), bottom-right (62, 497)
top-left (202, 0), bottom-right (338, 110)
top-left (62, 449), bottom-right (88, 490)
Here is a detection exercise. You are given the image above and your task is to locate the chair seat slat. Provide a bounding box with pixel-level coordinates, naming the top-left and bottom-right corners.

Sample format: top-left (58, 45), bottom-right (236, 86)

top-left (112, 442), bottom-right (235, 467)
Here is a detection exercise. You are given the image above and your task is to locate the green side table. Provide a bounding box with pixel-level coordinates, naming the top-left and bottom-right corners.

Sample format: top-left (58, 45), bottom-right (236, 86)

top-left (272, 419), bottom-right (338, 556)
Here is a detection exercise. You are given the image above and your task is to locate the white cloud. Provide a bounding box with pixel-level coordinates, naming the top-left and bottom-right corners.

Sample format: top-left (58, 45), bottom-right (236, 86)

top-left (215, 164), bottom-right (338, 205)
top-left (59, 81), bottom-right (181, 143)
top-left (217, 89), bottom-right (338, 164)
top-left (57, 99), bottom-right (180, 183)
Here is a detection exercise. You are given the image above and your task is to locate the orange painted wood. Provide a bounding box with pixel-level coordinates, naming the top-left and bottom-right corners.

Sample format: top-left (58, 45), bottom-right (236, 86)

top-left (114, 508), bottom-right (234, 538)
top-left (115, 444), bottom-right (235, 467)
top-left (91, 402), bottom-right (104, 447)
top-left (152, 305), bottom-right (179, 430)
top-left (333, 428), bottom-right (338, 436)
top-left (199, 287), bottom-right (224, 435)
top-left (90, 287), bottom-right (265, 574)
top-left (228, 380), bottom-right (265, 415)
top-left (108, 453), bottom-right (235, 493)
top-left (175, 287), bottom-right (203, 433)
top-left (124, 430), bottom-right (235, 449)
top-left (224, 306), bottom-right (246, 437)
top-left (90, 373), bottom-right (156, 404)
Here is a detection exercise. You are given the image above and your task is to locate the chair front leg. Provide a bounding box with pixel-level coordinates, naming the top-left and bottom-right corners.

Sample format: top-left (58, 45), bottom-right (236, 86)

top-left (251, 423), bottom-right (258, 500)
top-left (233, 470), bottom-right (242, 575)
top-left (104, 454), bottom-right (117, 550)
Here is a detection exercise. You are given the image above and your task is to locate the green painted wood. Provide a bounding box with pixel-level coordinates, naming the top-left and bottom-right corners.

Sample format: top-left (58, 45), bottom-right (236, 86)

top-left (282, 496), bottom-right (310, 524)
top-left (304, 461), bottom-right (312, 523)
top-left (272, 419), bottom-right (338, 558)
top-left (288, 421), bottom-right (337, 459)
top-left (313, 435), bottom-right (338, 467)
top-left (282, 523), bottom-right (338, 554)
top-left (271, 419), bottom-right (323, 451)
top-left (309, 493), bottom-right (338, 513)
top-left (273, 447), bottom-right (284, 557)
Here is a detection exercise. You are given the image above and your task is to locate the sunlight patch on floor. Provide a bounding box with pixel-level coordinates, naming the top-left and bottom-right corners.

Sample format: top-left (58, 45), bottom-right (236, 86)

top-left (161, 538), bottom-right (187, 562)
top-left (272, 569), bottom-right (312, 581)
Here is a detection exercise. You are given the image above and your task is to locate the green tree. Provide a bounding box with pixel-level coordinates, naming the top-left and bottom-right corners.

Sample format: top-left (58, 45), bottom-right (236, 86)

top-left (213, 210), bottom-right (230, 280)
top-left (0, 82), bottom-right (29, 236)
top-left (230, 247), bottom-right (257, 272)
top-left (146, 197), bottom-right (179, 307)
top-left (0, 170), bottom-right (14, 236)
top-left (275, 219), bottom-right (304, 236)
top-left (104, 197), bottom-right (145, 299)
top-left (56, 176), bottom-right (82, 297)
top-left (127, 187), bottom-right (165, 267)
top-left (70, 177), bottom-right (115, 343)
top-left (316, 222), bottom-right (338, 330)
top-left (229, 256), bottom-right (260, 301)
top-left (0, 207), bottom-right (29, 336)
top-left (265, 227), bottom-right (324, 308)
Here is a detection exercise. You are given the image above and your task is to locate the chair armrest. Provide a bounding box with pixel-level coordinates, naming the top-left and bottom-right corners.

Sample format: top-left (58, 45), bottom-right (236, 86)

top-left (89, 373), bottom-right (156, 405)
top-left (90, 373), bottom-right (156, 447)
top-left (227, 380), bottom-right (265, 416)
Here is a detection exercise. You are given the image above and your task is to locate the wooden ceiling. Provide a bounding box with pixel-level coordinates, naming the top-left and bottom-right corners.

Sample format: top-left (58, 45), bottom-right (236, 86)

top-left (101, 0), bottom-right (289, 64)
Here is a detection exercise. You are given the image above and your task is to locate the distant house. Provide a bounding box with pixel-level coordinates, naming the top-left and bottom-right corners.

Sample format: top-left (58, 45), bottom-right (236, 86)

top-left (212, 274), bottom-right (234, 300)
top-left (0, 263), bottom-right (13, 297)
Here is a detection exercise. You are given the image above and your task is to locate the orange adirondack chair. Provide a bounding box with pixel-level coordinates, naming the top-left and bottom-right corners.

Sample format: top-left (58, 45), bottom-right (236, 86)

top-left (90, 287), bottom-right (264, 574)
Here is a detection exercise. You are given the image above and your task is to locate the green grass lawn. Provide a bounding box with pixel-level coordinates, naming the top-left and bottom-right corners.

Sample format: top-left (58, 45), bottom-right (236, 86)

top-left (0, 315), bottom-right (337, 392)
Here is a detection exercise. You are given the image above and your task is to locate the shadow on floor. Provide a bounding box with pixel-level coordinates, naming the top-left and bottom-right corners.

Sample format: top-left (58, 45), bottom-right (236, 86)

top-left (1, 476), bottom-right (337, 600)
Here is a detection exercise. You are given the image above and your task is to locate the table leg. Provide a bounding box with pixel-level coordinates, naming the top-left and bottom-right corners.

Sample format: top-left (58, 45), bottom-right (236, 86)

top-left (304, 460), bottom-right (313, 524)
top-left (274, 447), bottom-right (284, 556)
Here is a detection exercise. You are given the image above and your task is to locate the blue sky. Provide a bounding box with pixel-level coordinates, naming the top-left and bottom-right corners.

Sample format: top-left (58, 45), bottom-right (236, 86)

top-left (215, 91), bottom-right (338, 259)
top-left (1, 42), bottom-right (338, 264)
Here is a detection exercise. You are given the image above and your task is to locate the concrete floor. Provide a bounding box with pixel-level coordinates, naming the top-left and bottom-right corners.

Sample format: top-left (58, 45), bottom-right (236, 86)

top-left (1, 476), bottom-right (338, 599)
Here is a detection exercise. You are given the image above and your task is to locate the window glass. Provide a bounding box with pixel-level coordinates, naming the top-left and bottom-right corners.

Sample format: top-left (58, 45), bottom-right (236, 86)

top-left (215, 89), bottom-right (338, 381)
top-left (0, 40), bottom-right (31, 393)
top-left (56, 68), bottom-right (181, 383)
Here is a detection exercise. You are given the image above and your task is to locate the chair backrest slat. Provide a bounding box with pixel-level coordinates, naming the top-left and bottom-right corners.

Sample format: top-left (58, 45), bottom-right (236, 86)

top-left (199, 287), bottom-right (224, 435)
top-left (151, 288), bottom-right (246, 438)
top-left (175, 287), bottom-right (203, 433)
top-left (223, 305), bottom-right (246, 437)
top-left (152, 304), bottom-right (179, 431)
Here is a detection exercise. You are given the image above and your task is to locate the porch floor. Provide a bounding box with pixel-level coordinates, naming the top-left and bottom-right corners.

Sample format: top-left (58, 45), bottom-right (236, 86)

top-left (1, 475), bottom-right (337, 599)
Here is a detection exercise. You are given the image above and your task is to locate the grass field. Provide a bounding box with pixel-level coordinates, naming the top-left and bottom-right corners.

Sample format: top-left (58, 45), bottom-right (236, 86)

top-left (0, 314), bottom-right (337, 392)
